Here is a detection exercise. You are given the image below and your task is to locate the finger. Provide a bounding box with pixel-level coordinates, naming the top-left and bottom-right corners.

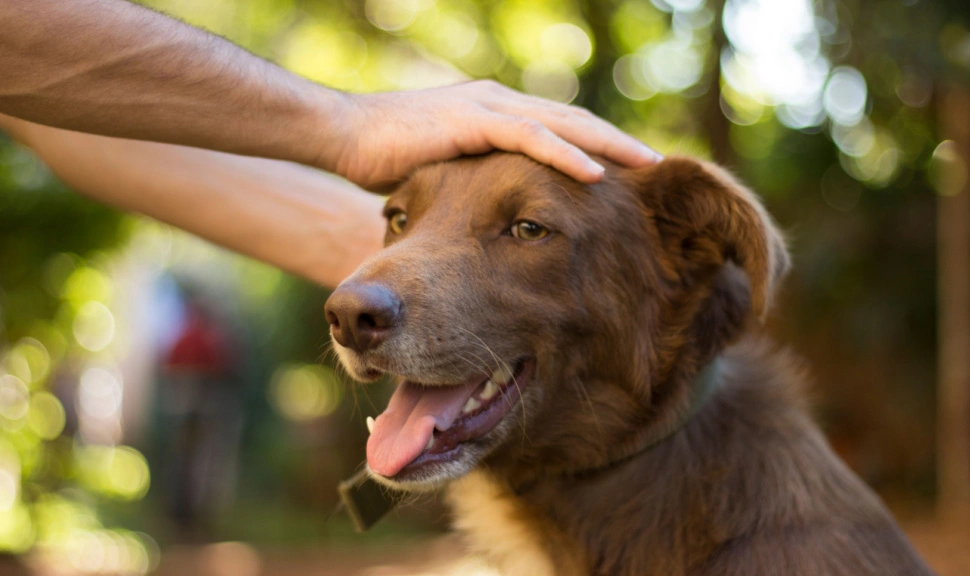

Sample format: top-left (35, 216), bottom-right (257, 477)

top-left (469, 114), bottom-right (607, 183)
top-left (490, 98), bottom-right (663, 168)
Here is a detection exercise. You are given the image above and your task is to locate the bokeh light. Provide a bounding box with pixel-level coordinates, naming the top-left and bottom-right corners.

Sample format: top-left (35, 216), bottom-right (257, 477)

top-left (270, 364), bottom-right (343, 422)
top-left (0, 503), bottom-right (34, 553)
top-left (4, 338), bottom-right (50, 389)
top-left (282, 24), bottom-right (370, 91)
top-left (540, 23), bottom-right (593, 69)
top-left (0, 445), bottom-right (20, 512)
top-left (76, 445), bottom-right (152, 501)
top-left (522, 62), bottom-right (580, 103)
top-left (78, 366), bottom-right (123, 421)
top-left (722, 0), bottom-right (830, 127)
top-left (73, 301), bottom-right (116, 352)
top-left (58, 528), bottom-right (158, 575)
top-left (824, 66), bottom-right (869, 126)
top-left (613, 55), bottom-right (656, 101)
top-left (655, 0), bottom-right (705, 11)
top-left (27, 392), bottom-right (67, 440)
top-left (63, 267), bottom-right (113, 307)
top-left (839, 128), bottom-right (900, 188)
top-left (365, 0), bottom-right (429, 33)
top-left (1, 348), bottom-right (32, 386)
top-left (642, 36), bottom-right (704, 93)
top-left (0, 375), bottom-right (30, 423)
top-left (930, 140), bottom-right (968, 196)
top-left (832, 118), bottom-right (876, 158)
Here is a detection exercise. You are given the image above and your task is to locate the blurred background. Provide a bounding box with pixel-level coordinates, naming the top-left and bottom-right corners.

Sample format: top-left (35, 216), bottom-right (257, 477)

top-left (1, 0), bottom-right (969, 574)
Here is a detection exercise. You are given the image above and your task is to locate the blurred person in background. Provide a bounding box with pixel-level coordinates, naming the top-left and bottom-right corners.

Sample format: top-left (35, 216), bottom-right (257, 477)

top-left (160, 288), bottom-right (243, 541)
top-left (0, 0), bottom-right (660, 288)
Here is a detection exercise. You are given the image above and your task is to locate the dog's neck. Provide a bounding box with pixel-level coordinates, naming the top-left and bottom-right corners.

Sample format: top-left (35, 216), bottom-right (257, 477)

top-left (448, 356), bottom-right (730, 576)
top-left (571, 357), bottom-right (722, 476)
top-left (509, 357), bottom-right (723, 487)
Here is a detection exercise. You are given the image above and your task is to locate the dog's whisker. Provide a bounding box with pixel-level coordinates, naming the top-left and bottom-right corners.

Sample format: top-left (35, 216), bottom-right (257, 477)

top-left (508, 371), bottom-right (530, 444)
top-left (571, 376), bottom-right (603, 437)
top-left (460, 327), bottom-right (530, 441)
top-left (454, 351), bottom-right (491, 380)
top-left (361, 379), bottom-right (383, 416)
top-left (456, 329), bottom-right (502, 371)
top-left (458, 348), bottom-right (494, 377)
top-left (335, 370), bottom-right (363, 420)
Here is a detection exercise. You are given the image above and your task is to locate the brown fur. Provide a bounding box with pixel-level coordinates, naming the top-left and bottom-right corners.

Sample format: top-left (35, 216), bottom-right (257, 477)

top-left (328, 153), bottom-right (934, 575)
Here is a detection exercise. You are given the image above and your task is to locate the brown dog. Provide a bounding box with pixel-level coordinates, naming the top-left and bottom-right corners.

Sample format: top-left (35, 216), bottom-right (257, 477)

top-left (325, 154), bottom-right (934, 575)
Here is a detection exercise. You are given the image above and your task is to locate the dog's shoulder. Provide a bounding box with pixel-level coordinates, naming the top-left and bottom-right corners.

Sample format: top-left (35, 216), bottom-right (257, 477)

top-left (445, 469), bottom-right (584, 576)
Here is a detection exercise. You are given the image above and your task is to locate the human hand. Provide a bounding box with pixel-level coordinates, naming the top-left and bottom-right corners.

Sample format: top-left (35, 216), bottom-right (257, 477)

top-left (321, 81), bottom-right (662, 190)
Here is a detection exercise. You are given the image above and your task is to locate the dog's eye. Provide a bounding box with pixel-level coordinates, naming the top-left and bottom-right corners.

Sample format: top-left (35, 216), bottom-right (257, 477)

top-left (387, 211), bottom-right (408, 234)
top-left (510, 220), bottom-right (549, 241)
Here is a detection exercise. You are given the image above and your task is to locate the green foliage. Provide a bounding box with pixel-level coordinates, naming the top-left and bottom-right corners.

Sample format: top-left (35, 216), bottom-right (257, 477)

top-left (0, 134), bottom-right (157, 561)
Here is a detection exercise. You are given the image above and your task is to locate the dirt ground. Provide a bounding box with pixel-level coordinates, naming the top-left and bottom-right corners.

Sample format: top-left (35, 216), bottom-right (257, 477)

top-left (148, 520), bottom-right (970, 576)
top-left (903, 519), bottom-right (970, 576)
top-left (9, 515), bottom-right (965, 575)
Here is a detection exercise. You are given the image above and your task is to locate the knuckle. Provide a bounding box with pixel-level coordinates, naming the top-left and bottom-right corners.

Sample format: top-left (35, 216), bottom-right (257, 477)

top-left (515, 117), bottom-right (546, 137)
top-left (473, 79), bottom-right (503, 93)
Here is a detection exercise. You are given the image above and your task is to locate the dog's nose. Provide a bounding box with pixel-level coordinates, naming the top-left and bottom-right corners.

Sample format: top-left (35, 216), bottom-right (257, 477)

top-left (325, 282), bottom-right (402, 353)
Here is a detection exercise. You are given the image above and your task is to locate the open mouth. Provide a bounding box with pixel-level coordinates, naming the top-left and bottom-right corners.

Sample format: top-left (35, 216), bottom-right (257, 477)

top-left (366, 357), bottom-right (535, 481)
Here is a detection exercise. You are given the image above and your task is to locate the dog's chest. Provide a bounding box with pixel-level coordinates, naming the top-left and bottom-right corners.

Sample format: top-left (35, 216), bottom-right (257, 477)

top-left (445, 470), bottom-right (567, 576)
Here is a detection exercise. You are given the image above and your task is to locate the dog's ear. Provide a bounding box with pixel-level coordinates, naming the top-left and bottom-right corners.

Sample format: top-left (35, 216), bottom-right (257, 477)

top-left (630, 156), bottom-right (789, 332)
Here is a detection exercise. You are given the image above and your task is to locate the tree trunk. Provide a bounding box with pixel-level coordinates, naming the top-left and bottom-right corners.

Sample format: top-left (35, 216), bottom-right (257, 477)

top-left (937, 83), bottom-right (970, 523)
top-left (705, 0), bottom-right (732, 166)
top-left (577, 0), bottom-right (618, 120)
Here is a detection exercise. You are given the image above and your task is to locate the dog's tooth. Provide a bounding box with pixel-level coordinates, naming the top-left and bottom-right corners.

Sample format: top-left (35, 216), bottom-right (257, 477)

top-left (426, 436), bottom-right (435, 451)
top-left (491, 365), bottom-right (514, 385)
top-left (366, 416), bottom-right (375, 434)
top-left (481, 380), bottom-right (499, 400)
top-left (462, 397), bottom-right (481, 414)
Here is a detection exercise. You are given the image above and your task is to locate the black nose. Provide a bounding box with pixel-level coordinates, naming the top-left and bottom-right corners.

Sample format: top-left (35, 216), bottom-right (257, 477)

top-left (325, 282), bottom-right (402, 353)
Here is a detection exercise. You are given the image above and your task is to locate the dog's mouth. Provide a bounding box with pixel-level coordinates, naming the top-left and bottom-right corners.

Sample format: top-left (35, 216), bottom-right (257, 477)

top-left (366, 357), bottom-right (535, 481)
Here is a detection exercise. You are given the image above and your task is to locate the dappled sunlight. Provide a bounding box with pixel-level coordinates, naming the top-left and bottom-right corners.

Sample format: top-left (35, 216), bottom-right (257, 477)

top-left (1, 0), bottom-right (968, 573)
top-left (723, 0), bottom-right (828, 109)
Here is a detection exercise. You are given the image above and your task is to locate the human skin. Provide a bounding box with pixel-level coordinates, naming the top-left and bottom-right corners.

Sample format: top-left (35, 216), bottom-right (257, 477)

top-left (0, 114), bottom-right (385, 288)
top-left (0, 0), bottom-right (660, 189)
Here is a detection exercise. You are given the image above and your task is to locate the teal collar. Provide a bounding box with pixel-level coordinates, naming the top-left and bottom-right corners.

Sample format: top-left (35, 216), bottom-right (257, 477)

top-left (641, 357), bottom-right (722, 449)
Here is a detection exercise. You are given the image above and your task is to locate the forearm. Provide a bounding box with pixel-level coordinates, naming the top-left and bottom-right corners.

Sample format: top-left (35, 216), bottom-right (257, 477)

top-left (2, 116), bottom-right (384, 288)
top-left (0, 0), bottom-right (348, 170)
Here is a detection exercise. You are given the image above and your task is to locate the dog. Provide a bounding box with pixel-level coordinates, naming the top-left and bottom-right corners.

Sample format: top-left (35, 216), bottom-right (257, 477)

top-left (325, 153), bottom-right (934, 575)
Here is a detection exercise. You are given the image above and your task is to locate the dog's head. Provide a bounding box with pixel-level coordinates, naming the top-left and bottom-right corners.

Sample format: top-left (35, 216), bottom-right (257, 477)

top-left (325, 153), bottom-right (788, 490)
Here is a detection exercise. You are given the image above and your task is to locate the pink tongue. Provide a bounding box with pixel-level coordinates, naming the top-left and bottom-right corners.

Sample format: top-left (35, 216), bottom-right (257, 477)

top-left (367, 379), bottom-right (479, 477)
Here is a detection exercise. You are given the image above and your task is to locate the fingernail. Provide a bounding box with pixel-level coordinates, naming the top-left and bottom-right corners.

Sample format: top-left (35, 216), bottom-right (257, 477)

top-left (641, 144), bottom-right (664, 162)
top-left (587, 159), bottom-right (606, 175)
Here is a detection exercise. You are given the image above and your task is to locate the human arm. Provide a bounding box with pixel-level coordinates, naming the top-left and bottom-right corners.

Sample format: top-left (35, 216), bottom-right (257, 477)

top-left (0, 0), bottom-right (659, 187)
top-left (0, 0), bottom-right (344, 172)
top-left (0, 114), bottom-right (385, 288)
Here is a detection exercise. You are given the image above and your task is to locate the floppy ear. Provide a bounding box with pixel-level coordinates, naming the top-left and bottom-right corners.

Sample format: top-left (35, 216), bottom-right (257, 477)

top-left (633, 156), bottom-right (789, 331)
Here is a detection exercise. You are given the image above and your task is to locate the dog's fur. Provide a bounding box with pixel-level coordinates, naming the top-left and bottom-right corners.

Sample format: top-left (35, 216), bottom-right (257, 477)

top-left (328, 154), bottom-right (934, 575)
